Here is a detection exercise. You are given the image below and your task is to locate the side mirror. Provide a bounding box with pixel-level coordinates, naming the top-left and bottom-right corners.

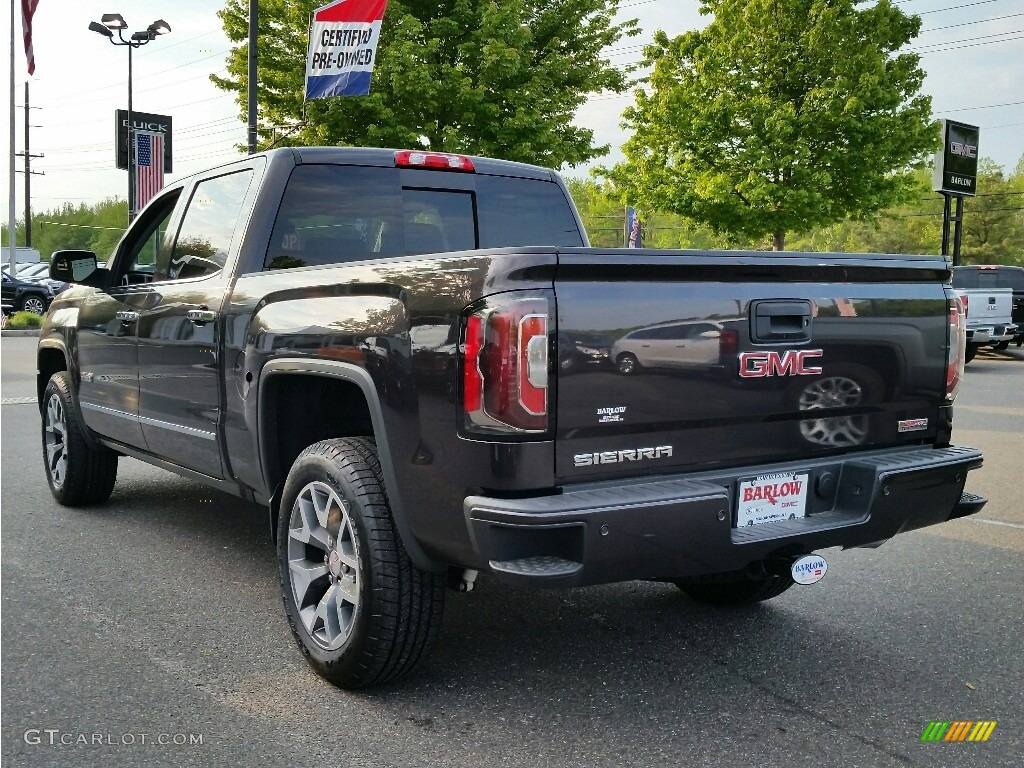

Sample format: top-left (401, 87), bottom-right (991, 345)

top-left (50, 250), bottom-right (99, 283)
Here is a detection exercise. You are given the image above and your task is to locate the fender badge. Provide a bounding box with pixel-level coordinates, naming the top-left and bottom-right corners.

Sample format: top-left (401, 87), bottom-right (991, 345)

top-left (791, 554), bottom-right (828, 585)
top-left (898, 418), bottom-right (928, 433)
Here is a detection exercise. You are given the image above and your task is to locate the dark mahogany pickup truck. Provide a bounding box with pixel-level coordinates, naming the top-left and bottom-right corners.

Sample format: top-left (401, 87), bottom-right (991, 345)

top-left (38, 147), bottom-right (985, 688)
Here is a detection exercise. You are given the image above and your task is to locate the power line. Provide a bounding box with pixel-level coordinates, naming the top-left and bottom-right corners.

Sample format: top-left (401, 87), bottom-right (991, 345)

top-left (927, 11), bottom-right (1024, 32)
top-left (919, 0), bottom-right (1001, 15)
top-left (938, 99), bottom-right (1024, 113)
top-left (917, 32), bottom-right (1024, 53)
top-left (911, 27), bottom-right (1024, 50)
top-left (37, 220), bottom-right (127, 231)
top-left (604, 4), bottom-right (1024, 57)
top-left (48, 49), bottom-right (232, 106)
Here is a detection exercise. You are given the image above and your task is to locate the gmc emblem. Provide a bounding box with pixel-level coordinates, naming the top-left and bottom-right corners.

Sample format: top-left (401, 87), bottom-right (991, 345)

top-left (739, 350), bottom-right (823, 378)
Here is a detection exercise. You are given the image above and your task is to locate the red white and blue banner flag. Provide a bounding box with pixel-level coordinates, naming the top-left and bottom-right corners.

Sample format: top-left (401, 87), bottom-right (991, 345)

top-left (135, 133), bottom-right (165, 211)
top-left (305, 0), bottom-right (389, 100)
top-left (626, 206), bottom-right (643, 248)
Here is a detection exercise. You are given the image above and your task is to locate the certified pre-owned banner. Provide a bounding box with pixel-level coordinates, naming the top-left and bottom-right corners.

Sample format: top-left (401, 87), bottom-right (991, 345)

top-left (306, 0), bottom-right (389, 99)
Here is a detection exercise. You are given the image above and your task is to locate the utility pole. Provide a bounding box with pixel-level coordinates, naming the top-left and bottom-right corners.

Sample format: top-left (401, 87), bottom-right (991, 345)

top-left (8, 0), bottom-right (16, 274)
top-left (247, 0), bottom-right (258, 154)
top-left (16, 81), bottom-right (44, 246)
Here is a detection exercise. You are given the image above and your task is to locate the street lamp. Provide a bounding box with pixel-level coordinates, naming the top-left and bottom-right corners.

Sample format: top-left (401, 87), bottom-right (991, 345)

top-left (89, 14), bottom-right (171, 223)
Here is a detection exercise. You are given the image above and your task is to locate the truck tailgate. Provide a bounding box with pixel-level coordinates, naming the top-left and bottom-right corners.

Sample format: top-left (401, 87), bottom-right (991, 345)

top-left (553, 249), bottom-right (951, 483)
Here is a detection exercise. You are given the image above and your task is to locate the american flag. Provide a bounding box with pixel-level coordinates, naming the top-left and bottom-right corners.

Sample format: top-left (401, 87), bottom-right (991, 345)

top-left (23, 0), bottom-right (40, 75)
top-left (135, 133), bottom-right (165, 211)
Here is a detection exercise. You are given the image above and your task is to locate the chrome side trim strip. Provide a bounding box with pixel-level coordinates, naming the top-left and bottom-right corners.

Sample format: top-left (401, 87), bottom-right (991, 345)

top-left (138, 414), bottom-right (217, 441)
top-left (80, 401), bottom-right (137, 420)
top-left (80, 401), bottom-right (216, 440)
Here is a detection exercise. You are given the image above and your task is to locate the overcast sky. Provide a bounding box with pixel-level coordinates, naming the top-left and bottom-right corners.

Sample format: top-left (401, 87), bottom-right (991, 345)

top-left (2, 0), bottom-right (1023, 223)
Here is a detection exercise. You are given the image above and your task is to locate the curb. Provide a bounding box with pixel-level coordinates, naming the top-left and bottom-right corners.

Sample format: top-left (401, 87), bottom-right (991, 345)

top-left (1, 329), bottom-right (41, 337)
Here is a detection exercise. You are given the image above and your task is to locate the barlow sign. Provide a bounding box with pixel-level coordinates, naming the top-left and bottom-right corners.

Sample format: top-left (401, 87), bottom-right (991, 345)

top-left (932, 120), bottom-right (979, 196)
top-left (115, 110), bottom-right (173, 173)
top-left (305, 0), bottom-right (389, 99)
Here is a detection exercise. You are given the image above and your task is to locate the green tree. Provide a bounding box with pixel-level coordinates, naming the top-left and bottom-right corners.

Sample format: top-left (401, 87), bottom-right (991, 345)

top-left (604, 0), bottom-right (937, 250)
top-left (214, 0), bottom-right (639, 168)
top-left (3, 199), bottom-right (128, 261)
top-left (565, 178), bottom-right (629, 247)
top-left (961, 158), bottom-right (1023, 264)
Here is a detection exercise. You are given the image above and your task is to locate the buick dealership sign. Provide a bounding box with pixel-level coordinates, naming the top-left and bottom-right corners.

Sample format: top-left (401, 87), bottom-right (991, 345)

top-left (932, 120), bottom-right (979, 196)
top-left (115, 110), bottom-right (173, 172)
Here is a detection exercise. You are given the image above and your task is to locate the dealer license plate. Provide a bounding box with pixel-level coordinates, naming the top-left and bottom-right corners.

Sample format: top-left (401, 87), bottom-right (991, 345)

top-left (736, 472), bottom-right (810, 528)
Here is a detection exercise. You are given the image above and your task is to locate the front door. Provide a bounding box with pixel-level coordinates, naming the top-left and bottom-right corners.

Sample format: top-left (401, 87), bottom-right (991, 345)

top-left (135, 168), bottom-right (256, 477)
top-left (76, 191), bottom-right (181, 449)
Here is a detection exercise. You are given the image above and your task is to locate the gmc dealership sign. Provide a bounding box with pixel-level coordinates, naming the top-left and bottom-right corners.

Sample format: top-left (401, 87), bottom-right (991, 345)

top-left (932, 120), bottom-right (979, 196)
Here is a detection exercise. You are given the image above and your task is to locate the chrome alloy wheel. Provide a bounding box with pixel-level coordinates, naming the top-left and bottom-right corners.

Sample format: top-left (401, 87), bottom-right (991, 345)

top-left (44, 393), bottom-right (68, 489)
top-left (287, 481), bottom-right (361, 651)
top-left (22, 296), bottom-right (46, 315)
top-left (797, 375), bottom-right (868, 447)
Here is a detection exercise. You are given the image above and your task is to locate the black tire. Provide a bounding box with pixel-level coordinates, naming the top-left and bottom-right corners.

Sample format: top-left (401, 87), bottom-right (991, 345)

top-left (41, 372), bottom-right (118, 506)
top-left (616, 352), bottom-right (641, 375)
top-left (277, 437), bottom-right (445, 689)
top-left (674, 574), bottom-right (794, 606)
top-left (19, 293), bottom-right (47, 315)
top-left (964, 344), bottom-right (978, 363)
top-left (994, 340), bottom-right (1010, 351)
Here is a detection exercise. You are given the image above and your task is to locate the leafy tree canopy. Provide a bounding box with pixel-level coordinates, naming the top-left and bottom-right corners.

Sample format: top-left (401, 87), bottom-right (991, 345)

top-left (2, 199), bottom-right (127, 262)
top-left (603, 0), bottom-right (938, 249)
top-left (214, 0), bottom-right (639, 168)
top-left (570, 155), bottom-right (1024, 264)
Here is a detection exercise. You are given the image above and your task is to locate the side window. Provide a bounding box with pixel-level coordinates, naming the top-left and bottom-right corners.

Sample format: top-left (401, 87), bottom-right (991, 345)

top-left (163, 170), bottom-right (253, 281)
top-left (401, 189), bottom-right (476, 255)
top-left (628, 328), bottom-right (658, 340)
top-left (476, 176), bottom-right (584, 248)
top-left (265, 166), bottom-right (404, 270)
top-left (123, 191), bottom-right (180, 283)
top-left (951, 268), bottom-right (976, 290)
top-left (687, 323), bottom-right (720, 338)
top-left (999, 272), bottom-right (1024, 292)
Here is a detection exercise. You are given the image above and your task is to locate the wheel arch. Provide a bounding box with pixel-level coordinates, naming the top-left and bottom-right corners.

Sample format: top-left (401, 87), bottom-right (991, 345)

top-left (257, 358), bottom-right (440, 572)
top-left (37, 342), bottom-right (69, 407)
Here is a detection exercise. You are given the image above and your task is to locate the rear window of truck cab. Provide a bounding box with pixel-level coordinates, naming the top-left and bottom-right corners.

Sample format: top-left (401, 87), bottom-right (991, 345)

top-left (263, 165), bottom-right (583, 270)
top-left (952, 266), bottom-right (1024, 291)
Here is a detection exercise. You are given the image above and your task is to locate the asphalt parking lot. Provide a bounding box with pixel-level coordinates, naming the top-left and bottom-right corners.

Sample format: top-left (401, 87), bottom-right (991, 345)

top-left (1, 335), bottom-right (1022, 768)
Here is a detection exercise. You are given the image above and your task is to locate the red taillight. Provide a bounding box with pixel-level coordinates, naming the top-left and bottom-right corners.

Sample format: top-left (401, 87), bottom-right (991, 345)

top-left (463, 315), bottom-right (484, 413)
top-left (719, 328), bottom-right (738, 355)
top-left (946, 295), bottom-right (966, 402)
top-left (960, 293), bottom-right (969, 318)
top-left (462, 297), bottom-right (550, 434)
top-left (395, 150), bottom-right (475, 172)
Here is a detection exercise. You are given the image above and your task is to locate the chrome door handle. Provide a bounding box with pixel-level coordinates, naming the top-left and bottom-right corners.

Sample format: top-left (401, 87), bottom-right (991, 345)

top-left (115, 310), bottom-right (139, 324)
top-left (187, 309), bottom-right (217, 325)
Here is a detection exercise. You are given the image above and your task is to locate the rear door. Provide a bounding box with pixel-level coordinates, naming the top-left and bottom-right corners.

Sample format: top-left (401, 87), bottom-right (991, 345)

top-left (554, 250), bottom-right (950, 482)
top-left (134, 166), bottom-right (258, 476)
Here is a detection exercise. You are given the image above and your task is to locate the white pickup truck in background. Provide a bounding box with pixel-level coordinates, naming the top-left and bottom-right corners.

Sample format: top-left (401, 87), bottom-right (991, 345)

top-left (954, 287), bottom-right (1018, 362)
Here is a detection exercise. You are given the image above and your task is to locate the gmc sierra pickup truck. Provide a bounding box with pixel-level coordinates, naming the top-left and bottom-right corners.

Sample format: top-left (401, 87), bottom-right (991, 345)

top-left (39, 147), bottom-right (986, 689)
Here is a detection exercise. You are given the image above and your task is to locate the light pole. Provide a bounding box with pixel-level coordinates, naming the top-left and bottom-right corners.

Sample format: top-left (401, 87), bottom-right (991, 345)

top-left (89, 14), bottom-right (171, 223)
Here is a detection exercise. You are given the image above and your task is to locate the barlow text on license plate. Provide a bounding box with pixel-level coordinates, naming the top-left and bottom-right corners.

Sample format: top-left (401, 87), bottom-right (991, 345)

top-left (736, 472), bottom-right (809, 527)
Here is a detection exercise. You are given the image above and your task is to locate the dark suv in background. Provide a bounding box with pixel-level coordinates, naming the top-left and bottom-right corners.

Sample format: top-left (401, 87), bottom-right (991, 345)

top-left (952, 264), bottom-right (1024, 347)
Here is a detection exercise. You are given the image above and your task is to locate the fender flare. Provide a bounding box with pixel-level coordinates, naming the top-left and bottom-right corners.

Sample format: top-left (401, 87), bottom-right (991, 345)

top-left (257, 358), bottom-right (441, 572)
top-left (37, 338), bottom-right (104, 453)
